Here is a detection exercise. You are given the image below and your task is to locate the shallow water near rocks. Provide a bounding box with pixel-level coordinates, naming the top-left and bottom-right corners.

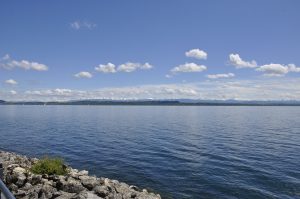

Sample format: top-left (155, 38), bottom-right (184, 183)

top-left (0, 105), bottom-right (299, 199)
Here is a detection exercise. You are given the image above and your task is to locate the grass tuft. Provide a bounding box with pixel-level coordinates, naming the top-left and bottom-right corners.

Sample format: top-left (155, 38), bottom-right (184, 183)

top-left (30, 157), bottom-right (68, 175)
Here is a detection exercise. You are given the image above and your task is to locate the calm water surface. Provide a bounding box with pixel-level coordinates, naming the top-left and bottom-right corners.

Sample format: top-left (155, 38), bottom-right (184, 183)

top-left (0, 106), bottom-right (299, 199)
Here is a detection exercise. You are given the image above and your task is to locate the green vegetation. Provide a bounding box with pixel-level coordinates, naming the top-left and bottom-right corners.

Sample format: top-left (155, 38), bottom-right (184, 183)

top-left (30, 157), bottom-right (68, 175)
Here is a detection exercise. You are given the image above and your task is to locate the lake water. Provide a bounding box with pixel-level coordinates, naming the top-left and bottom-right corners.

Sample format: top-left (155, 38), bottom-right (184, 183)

top-left (0, 106), bottom-right (299, 198)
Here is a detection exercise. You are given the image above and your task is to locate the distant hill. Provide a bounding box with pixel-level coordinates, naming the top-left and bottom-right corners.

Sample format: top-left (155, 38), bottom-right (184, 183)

top-left (0, 100), bottom-right (5, 104)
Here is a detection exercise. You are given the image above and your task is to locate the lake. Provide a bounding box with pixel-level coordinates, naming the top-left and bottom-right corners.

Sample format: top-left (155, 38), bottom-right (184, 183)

top-left (0, 106), bottom-right (299, 198)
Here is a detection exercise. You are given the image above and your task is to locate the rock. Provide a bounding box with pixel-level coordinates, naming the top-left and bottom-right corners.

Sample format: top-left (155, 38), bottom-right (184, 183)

top-left (129, 185), bottom-right (139, 191)
top-left (41, 184), bottom-right (57, 198)
top-left (111, 193), bottom-right (123, 199)
top-left (22, 182), bottom-right (33, 190)
top-left (78, 170), bottom-right (88, 176)
top-left (57, 177), bottom-right (85, 193)
top-left (14, 189), bottom-right (27, 197)
top-left (25, 184), bottom-right (43, 198)
top-left (69, 168), bottom-right (80, 179)
top-left (48, 174), bottom-right (60, 181)
top-left (27, 191), bottom-right (39, 199)
top-left (42, 174), bottom-right (48, 179)
top-left (116, 183), bottom-right (129, 191)
top-left (104, 178), bottom-right (111, 186)
top-left (8, 183), bottom-right (18, 192)
top-left (136, 192), bottom-right (162, 199)
top-left (54, 191), bottom-right (76, 199)
top-left (93, 185), bottom-right (110, 198)
top-left (79, 175), bottom-right (99, 190)
top-left (57, 175), bottom-right (67, 183)
top-left (71, 191), bottom-right (88, 199)
top-left (123, 191), bottom-right (137, 199)
top-left (12, 167), bottom-right (27, 187)
top-left (0, 150), bottom-right (161, 199)
top-left (29, 174), bottom-right (42, 185)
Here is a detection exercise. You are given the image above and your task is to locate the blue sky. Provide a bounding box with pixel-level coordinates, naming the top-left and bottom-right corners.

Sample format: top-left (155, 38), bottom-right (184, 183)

top-left (1, 0), bottom-right (300, 101)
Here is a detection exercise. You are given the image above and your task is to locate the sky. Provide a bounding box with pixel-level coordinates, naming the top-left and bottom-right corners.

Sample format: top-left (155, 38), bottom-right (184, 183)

top-left (1, 0), bottom-right (300, 101)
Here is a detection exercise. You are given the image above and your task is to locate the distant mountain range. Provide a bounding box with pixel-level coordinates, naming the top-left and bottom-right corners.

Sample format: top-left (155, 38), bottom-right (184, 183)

top-left (1, 99), bottom-right (300, 106)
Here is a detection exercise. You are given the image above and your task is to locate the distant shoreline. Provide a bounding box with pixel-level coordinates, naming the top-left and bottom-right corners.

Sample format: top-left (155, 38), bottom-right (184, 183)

top-left (2, 99), bottom-right (300, 106)
top-left (1, 102), bottom-right (300, 106)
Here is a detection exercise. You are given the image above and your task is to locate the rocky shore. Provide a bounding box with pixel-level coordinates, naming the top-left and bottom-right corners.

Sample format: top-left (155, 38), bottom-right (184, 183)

top-left (0, 151), bottom-right (161, 199)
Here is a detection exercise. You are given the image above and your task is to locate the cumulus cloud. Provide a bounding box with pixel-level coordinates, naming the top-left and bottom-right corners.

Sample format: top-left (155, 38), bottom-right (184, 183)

top-left (0, 54), bottom-right (48, 71)
top-left (95, 63), bottom-right (117, 73)
top-left (185, 49), bottom-right (207, 60)
top-left (117, 62), bottom-right (153, 72)
top-left (207, 73), bottom-right (235, 79)
top-left (288, 64), bottom-right (300, 72)
top-left (229, 54), bottom-right (257, 68)
top-left (117, 62), bottom-right (140, 72)
top-left (74, 71), bottom-right (93, 78)
top-left (5, 79), bottom-right (18, 85)
top-left (256, 63), bottom-right (300, 76)
top-left (171, 63), bottom-right (207, 73)
top-left (70, 21), bottom-right (97, 30)
top-left (95, 62), bottom-right (153, 73)
top-left (139, 62), bottom-right (153, 70)
top-left (256, 64), bottom-right (289, 76)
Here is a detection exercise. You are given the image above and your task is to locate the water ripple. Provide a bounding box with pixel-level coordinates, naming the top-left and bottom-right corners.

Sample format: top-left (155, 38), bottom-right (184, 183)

top-left (0, 106), bottom-right (300, 198)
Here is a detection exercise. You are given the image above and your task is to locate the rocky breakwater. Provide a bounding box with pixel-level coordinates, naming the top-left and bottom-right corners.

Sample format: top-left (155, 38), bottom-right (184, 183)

top-left (0, 151), bottom-right (161, 199)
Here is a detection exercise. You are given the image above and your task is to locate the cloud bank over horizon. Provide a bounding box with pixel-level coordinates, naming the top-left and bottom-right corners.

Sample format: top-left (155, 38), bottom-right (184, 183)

top-left (2, 78), bottom-right (300, 102)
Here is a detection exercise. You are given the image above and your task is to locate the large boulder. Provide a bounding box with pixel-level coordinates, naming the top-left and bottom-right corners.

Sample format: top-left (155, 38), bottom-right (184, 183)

top-left (40, 184), bottom-right (57, 198)
top-left (57, 177), bottom-right (86, 193)
top-left (93, 185), bottom-right (111, 198)
top-left (27, 174), bottom-right (42, 185)
top-left (12, 167), bottom-right (27, 187)
top-left (79, 175), bottom-right (100, 190)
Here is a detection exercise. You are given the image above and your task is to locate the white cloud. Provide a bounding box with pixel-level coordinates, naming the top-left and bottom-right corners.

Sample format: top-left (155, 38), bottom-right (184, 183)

top-left (95, 63), bottom-right (117, 73)
top-left (117, 62), bottom-right (153, 72)
top-left (71, 21), bottom-right (80, 30)
top-left (2, 54), bottom-right (10, 60)
top-left (74, 71), bottom-right (93, 78)
top-left (207, 73), bottom-right (235, 79)
top-left (117, 62), bottom-right (139, 72)
top-left (229, 54), bottom-right (257, 68)
top-left (185, 49), bottom-right (207, 60)
top-left (139, 62), bottom-right (153, 70)
top-left (10, 90), bottom-right (17, 95)
top-left (288, 64), bottom-right (300, 72)
top-left (70, 21), bottom-right (97, 30)
top-left (15, 85), bottom-right (199, 101)
top-left (4, 79), bottom-right (300, 101)
top-left (256, 63), bottom-right (288, 76)
top-left (171, 63), bottom-right (207, 73)
top-left (95, 62), bottom-right (152, 73)
top-left (5, 79), bottom-right (18, 85)
top-left (255, 63), bottom-right (300, 76)
top-left (0, 54), bottom-right (48, 71)
top-left (228, 53), bottom-right (300, 76)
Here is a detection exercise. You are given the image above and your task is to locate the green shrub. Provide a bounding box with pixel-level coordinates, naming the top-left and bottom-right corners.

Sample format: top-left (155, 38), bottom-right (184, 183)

top-left (30, 157), bottom-right (68, 175)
